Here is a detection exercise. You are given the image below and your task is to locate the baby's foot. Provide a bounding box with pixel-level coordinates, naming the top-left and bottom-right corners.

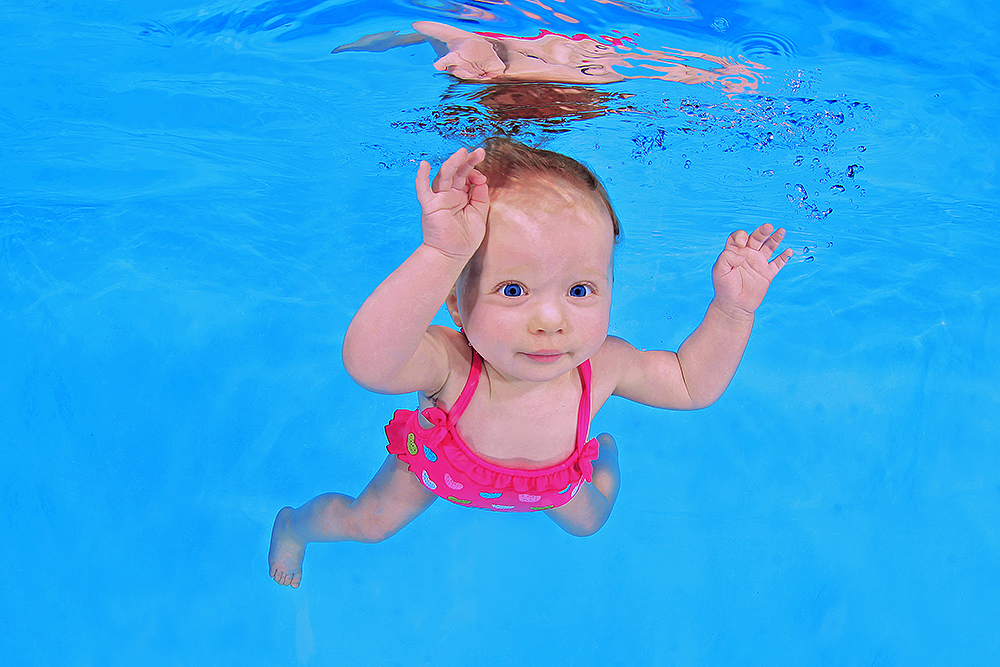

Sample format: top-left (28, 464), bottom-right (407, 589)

top-left (268, 507), bottom-right (305, 588)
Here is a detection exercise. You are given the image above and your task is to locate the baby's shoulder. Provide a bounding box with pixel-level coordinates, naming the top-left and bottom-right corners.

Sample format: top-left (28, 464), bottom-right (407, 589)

top-left (591, 335), bottom-right (639, 366)
top-left (425, 325), bottom-right (475, 402)
top-left (587, 336), bottom-right (639, 401)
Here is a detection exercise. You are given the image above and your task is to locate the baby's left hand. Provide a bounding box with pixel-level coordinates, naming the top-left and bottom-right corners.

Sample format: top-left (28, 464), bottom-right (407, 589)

top-left (712, 223), bottom-right (792, 317)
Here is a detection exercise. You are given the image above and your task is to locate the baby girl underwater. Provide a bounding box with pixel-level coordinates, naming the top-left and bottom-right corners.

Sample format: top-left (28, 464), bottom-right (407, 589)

top-left (269, 138), bottom-right (792, 587)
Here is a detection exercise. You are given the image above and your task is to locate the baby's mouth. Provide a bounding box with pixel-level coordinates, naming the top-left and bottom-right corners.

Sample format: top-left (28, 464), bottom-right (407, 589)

top-left (522, 350), bottom-right (564, 363)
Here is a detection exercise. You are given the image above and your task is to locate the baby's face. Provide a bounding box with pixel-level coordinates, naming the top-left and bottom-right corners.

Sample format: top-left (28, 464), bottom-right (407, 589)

top-left (451, 177), bottom-right (615, 383)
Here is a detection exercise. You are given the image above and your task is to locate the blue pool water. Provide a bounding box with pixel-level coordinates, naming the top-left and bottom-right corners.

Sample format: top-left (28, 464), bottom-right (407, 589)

top-left (2, 0), bottom-right (998, 664)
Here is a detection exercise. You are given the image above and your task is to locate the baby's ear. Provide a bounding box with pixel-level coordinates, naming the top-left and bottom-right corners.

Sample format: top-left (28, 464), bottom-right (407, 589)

top-left (446, 285), bottom-right (463, 327)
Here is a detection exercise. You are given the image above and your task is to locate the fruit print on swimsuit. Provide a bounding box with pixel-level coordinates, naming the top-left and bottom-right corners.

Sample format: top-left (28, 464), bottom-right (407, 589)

top-left (421, 469), bottom-right (437, 490)
top-left (518, 493), bottom-right (542, 503)
top-left (479, 491), bottom-right (502, 499)
top-left (448, 496), bottom-right (471, 504)
top-left (406, 432), bottom-right (418, 457)
top-left (558, 482), bottom-right (573, 494)
top-left (444, 472), bottom-right (464, 490)
top-left (423, 444), bottom-right (437, 462)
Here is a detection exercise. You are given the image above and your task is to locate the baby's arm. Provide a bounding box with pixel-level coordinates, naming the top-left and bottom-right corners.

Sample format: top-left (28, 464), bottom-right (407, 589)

top-left (607, 224), bottom-right (792, 409)
top-left (342, 147), bottom-right (488, 395)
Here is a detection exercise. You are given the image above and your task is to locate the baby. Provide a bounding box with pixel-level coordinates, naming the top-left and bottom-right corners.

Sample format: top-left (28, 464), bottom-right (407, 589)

top-left (269, 139), bottom-right (791, 587)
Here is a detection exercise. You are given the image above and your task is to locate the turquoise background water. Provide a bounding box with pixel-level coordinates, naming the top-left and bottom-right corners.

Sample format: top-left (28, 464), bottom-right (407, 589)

top-left (2, 0), bottom-right (998, 664)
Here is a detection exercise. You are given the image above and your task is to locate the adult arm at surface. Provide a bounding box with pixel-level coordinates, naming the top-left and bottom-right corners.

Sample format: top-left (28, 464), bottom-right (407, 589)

top-left (603, 224), bottom-right (792, 409)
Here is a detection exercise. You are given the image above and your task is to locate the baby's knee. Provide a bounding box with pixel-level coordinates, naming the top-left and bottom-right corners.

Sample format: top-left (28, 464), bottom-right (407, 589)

top-left (356, 518), bottom-right (396, 544)
top-left (335, 496), bottom-right (399, 544)
top-left (572, 521), bottom-right (604, 538)
top-left (563, 513), bottom-right (609, 537)
top-left (596, 432), bottom-right (618, 457)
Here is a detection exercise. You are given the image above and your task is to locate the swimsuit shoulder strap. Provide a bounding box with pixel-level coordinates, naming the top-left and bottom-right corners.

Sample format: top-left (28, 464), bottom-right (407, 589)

top-left (447, 347), bottom-right (482, 422)
top-left (448, 350), bottom-right (590, 440)
top-left (575, 359), bottom-right (593, 449)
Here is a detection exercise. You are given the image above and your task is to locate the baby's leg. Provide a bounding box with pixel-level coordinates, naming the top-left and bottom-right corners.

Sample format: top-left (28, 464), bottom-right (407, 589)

top-left (269, 454), bottom-right (435, 587)
top-left (545, 433), bottom-right (621, 537)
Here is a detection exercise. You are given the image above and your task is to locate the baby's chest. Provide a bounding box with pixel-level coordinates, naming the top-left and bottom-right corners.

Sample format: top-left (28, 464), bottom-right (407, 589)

top-left (457, 398), bottom-right (581, 466)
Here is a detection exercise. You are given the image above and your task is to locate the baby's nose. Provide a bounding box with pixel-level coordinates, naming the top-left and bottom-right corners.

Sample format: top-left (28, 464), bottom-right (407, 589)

top-left (529, 300), bottom-right (566, 333)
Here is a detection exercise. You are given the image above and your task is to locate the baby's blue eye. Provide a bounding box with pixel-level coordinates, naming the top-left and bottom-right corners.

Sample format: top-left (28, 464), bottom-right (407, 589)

top-left (502, 284), bottom-right (523, 297)
top-left (569, 284), bottom-right (591, 298)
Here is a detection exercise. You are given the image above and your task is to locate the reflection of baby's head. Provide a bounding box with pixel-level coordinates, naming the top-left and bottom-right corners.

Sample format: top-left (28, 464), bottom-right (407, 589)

top-left (473, 84), bottom-right (626, 121)
top-left (477, 137), bottom-right (620, 243)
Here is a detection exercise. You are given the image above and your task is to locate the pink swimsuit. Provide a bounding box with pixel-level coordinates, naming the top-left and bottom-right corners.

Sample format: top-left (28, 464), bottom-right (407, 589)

top-left (385, 350), bottom-right (601, 512)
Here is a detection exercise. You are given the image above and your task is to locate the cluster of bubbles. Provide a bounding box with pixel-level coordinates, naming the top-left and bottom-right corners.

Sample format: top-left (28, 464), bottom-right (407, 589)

top-left (629, 94), bottom-right (872, 158)
top-left (389, 59), bottom-right (872, 263)
top-left (628, 92), bottom-right (872, 228)
top-left (784, 158), bottom-right (864, 218)
top-left (391, 83), bottom-right (638, 145)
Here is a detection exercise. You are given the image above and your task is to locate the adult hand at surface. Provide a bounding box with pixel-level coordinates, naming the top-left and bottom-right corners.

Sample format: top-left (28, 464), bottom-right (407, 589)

top-left (432, 38), bottom-right (506, 80)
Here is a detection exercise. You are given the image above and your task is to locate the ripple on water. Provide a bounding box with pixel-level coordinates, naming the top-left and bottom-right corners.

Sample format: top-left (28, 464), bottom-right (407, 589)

top-left (726, 30), bottom-right (798, 60)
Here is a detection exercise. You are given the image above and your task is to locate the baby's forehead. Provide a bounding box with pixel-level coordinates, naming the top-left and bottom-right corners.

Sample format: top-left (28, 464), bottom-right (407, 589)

top-left (490, 174), bottom-right (601, 212)
top-left (485, 178), bottom-right (616, 252)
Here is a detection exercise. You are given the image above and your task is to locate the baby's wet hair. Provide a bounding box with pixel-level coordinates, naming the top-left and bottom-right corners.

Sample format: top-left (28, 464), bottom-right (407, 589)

top-left (477, 137), bottom-right (621, 243)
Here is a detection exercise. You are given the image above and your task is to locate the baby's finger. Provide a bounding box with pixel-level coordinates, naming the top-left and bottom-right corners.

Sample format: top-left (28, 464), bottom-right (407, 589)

top-left (747, 223), bottom-right (774, 251)
top-left (451, 147), bottom-right (486, 186)
top-left (768, 247), bottom-right (794, 275)
top-left (415, 160), bottom-right (434, 205)
top-left (431, 147), bottom-right (469, 193)
top-left (759, 226), bottom-right (786, 259)
top-left (726, 228), bottom-right (750, 250)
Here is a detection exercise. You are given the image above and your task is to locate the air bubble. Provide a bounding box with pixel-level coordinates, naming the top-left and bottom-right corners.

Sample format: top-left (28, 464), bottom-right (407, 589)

top-left (795, 184), bottom-right (808, 199)
top-left (846, 164), bottom-right (864, 178)
top-left (831, 184), bottom-right (845, 193)
top-left (684, 160), bottom-right (691, 169)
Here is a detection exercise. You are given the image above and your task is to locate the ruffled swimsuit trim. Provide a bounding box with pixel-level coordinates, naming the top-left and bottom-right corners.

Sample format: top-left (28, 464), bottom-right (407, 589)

top-left (385, 349), bottom-right (600, 511)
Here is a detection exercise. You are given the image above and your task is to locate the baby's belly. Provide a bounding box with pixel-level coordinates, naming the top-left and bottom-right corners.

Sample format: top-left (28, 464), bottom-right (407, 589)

top-left (467, 438), bottom-right (576, 469)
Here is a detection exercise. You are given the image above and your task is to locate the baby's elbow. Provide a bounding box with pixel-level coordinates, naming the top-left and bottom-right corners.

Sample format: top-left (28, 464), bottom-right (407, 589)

top-left (342, 346), bottom-right (414, 395)
top-left (685, 388), bottom-right (726, 411)
top-left (342, 343), bottom-right (382, 391)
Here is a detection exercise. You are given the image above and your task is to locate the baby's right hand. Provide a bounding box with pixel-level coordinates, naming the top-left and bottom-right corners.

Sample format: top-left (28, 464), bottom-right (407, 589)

top-left (415, 147), bottom-right (489, 260)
